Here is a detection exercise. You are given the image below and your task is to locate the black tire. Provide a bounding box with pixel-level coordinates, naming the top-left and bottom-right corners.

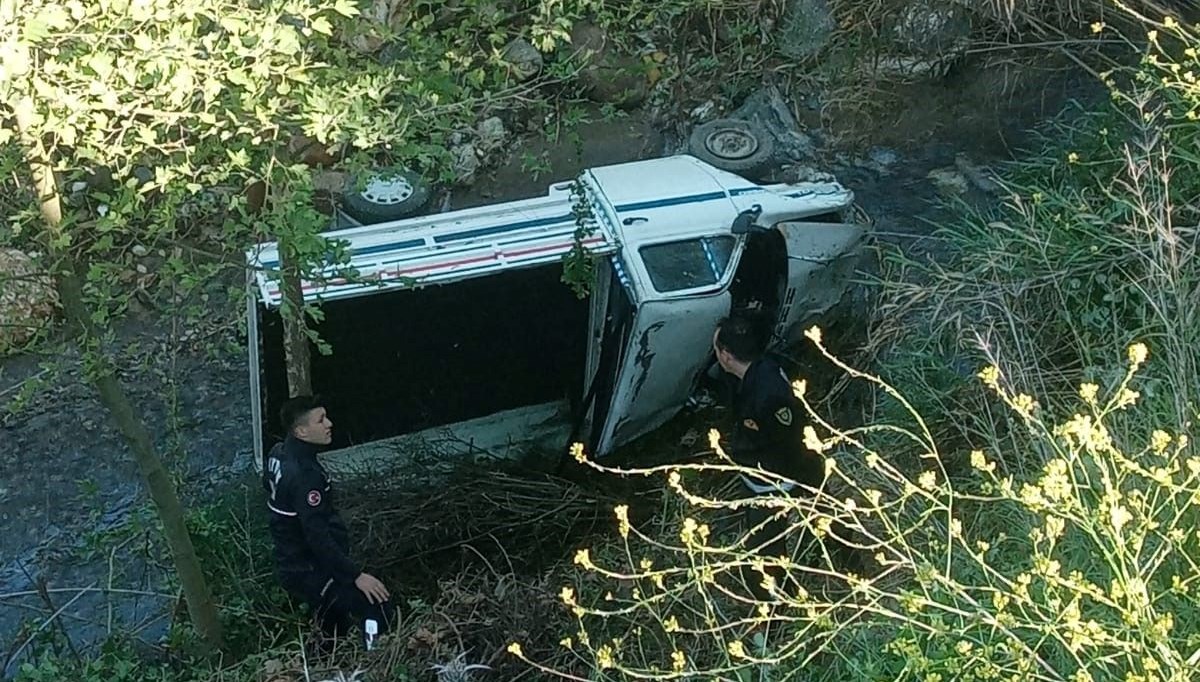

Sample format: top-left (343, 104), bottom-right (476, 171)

top-left (687, 118), bottom-right (776, 179)
top-left (341, 167), bottom-right (432, 224)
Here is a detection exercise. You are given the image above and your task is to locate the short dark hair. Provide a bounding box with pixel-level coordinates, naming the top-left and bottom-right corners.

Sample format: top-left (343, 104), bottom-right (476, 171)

top-left (715, 315), bottom-right (767, 364)
top-left (280, 395), bottom-right (324, 434)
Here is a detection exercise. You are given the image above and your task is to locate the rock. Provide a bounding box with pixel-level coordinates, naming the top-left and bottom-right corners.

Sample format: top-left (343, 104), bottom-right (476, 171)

top-left (869, 147), bottom-right (899, 168)
top-left (312, 170), bottom-right (349, 196)
top-left (131, 244), bottom-right (149, 257)
top-left (858, 147), bottom-right (900, 175)
top-left (690, 100), bottom-right (716, 121)
top-left (0, 249), bottom-right (58, 356)
top-left (954, 153), bottom-right (1003, 194)
top-left (569, 21), bottom-right (649, 108)
top-left (343, 0), bottom-right (413, 54)
top-left (877, 0), bottom-right (971, 81)
top-left (893, 0), bottom-right (971, 57)
top-left (288, 133), bottom-right (336, 167)
top-left (776, 0), bottom-right (836, 60)
top-left (501, 38), bottom-right (543, 81)
top-left (475, 117), bottom-right (507, 153)
top-left (450, 144), bottom-right (480, 186)
top-left (926, 167), bottom-right (969, 196)
top-left (727, 85), bottom-right (815, 162)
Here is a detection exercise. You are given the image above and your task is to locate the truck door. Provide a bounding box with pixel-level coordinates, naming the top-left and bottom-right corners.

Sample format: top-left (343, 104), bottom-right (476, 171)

top-left (773, 216), bottom-right (867, 345)
top-left (594, 236), bottom-right (736, 456)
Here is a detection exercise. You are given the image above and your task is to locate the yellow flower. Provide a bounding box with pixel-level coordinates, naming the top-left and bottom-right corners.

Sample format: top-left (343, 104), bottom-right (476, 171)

top-left (559, 636), bottom-right (573, 649)
top-left (507, 642), bottom-right (524, 657)
top-left (596, 644), bottom-right (615, 669)
top-left (1091, 21), bottom-right (1104, 33)
top-left (1067, 152), bottom-right (1080, 164)
top-left (804, 325), bottom-right (822, 344)
top-left (1164, 16), bottom-right (1178, 29)
top-left (671, 650), bottom-right (686, 672)
top-left (614, 504), bottom-right (630, 538)
top-left (918, 470), bottom-right (937, 491)
top-left (1012, 393), bottom-right (1037, 415)
top-left (728, 640), bottom-right (747, 659)
top-left (680, 517), bottom-right (699, 545)
top-left (792, 378), bottom-right (807, 398)
top-left (570, 441), bottom-right (587, 463)
top-left (573, 548), bottom-right (593, 569)
top-left (1128, 342), bottom-right (1148, 366)
top-left (969, 449), bottom-right (991, 471)
top-left (1151, 430), bottom-right (1171, 454)
top-left (1148, 29), bottom-right (1159, 42)
top-left (1115, 388), bottom-right (1140, 408)
top-left (803, 425), bottom-right (827, 453)
top-left (663, 615), bottom-right (680, 633)
top-left (1079, 383), bottom-right (1099, 404)
top-left (978, 365), bottom-right (1000, 388)
top-left (639, 557), bottom-right (653, 571)
top-left (1110, 504), bottom-right (1132, 533)
top-left (560, 586), bottom-right (576, 606)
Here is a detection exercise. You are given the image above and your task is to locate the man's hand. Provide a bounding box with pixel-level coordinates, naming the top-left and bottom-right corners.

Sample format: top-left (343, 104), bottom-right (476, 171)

top-left (355, 572), bottom-right (390, 604)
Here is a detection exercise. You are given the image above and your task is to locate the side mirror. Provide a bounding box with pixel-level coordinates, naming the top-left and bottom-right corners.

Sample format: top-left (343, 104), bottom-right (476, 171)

top-left (731, 205), bottom-right (763, 234)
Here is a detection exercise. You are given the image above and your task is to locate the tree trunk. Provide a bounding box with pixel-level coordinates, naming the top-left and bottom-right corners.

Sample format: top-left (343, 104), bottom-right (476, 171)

top-left (279, 243), bottom-right (313, 397)
top-left (21, 126), bottom-right (224, 653)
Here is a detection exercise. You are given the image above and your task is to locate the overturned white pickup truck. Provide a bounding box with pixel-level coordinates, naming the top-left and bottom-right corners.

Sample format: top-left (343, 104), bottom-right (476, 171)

top-left (246, 155), bottom-right (865, 471)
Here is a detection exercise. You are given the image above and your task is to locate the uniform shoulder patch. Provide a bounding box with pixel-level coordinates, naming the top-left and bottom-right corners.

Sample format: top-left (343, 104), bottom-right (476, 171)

top-left (774, 406), bottom-right (793, 427)
top-left (306, 490), bottom-right (322, 507)
top-left (743, 418), bottom-right (759, 431)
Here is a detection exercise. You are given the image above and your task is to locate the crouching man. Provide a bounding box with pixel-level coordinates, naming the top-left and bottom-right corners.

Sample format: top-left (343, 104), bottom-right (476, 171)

top-left (711, 315), bottom-right (825, 563)
top-left (263, 395), bottom-right (393, 650)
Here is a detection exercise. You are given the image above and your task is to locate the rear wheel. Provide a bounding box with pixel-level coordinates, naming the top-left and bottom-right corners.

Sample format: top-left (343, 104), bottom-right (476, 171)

top-left (687, 118), bottom-right (776, 179)
top-left (341, 167), bottom-right (432, 224)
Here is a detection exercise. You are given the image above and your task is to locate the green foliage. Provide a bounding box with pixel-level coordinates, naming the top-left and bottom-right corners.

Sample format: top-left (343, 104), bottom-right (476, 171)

top-left (561, 178), bottom-right (599, 298)
top-left (516, 333), bottom-right (1199, 682)
top-left (870, 11), bottom-right (1200, 473)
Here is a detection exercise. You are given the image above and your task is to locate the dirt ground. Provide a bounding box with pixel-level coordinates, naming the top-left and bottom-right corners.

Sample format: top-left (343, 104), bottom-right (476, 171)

top-left (0, 54), bottom-right (1101, 673)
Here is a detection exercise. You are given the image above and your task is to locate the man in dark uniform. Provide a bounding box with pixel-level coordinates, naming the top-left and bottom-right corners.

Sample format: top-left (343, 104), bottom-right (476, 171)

top-left (263, 395), bottom-right (393, 649)
top-left (712, 315), bottom-right (825, 561)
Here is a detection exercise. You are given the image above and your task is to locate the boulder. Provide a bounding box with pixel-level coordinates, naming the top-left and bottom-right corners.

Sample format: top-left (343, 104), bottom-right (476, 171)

top-left (727, 85), bottom-right (816, 163)
top-left (568, 21), bottom-right (649, 108)
top-left (342, 0), bottom-right (413, 55)
top-left (876, 0), bottom-right (971, 81)
top-left (450, 144), bottom-right (480, 186)
top-left (0, 249), bottom-right (58, 356)
top-left (475, 117), bottom-right (507, 154)
top-left (893, 0), bottom-right (971, 57)
top-left (776, 0), bottom-right (836, 60)
top-left (501, 38), bottom-right (543, 81)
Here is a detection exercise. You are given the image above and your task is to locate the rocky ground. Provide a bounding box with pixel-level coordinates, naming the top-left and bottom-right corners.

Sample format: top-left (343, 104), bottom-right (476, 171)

top-left (0, 35), bottom-right (1102, 674)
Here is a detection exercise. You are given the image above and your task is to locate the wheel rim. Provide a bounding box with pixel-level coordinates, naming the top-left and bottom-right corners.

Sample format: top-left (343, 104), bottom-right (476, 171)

top-left (704, 128), bottom-right (759, 160)
top-left (361, 175), bottom-right (415, 205)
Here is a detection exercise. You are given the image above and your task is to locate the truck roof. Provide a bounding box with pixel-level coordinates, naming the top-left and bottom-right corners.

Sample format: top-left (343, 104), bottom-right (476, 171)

top-left (247, 155), bottom-right (852, 307)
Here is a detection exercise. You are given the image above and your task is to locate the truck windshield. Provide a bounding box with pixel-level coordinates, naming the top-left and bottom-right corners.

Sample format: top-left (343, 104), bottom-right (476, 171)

top-left (639, 236), bottom-right (735, 293)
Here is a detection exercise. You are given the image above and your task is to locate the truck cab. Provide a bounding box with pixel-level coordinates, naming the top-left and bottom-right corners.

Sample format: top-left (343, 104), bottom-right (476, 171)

top-left (246, 155), bottom-right (865, 471)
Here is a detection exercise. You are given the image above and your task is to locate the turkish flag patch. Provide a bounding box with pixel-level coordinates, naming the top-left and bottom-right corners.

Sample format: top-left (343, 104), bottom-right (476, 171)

top-left (306, 490), bottom-right (322, 507)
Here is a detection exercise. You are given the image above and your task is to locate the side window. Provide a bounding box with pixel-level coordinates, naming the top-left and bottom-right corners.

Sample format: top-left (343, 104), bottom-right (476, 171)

top-left (639, 237), bottom-right (735, 293)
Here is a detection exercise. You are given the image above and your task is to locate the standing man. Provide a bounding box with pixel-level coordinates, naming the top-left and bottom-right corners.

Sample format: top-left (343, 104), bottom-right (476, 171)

top-left (263, 395), bottom-right (393, 650)
top-left (711, 315), bottom-right (825, 561)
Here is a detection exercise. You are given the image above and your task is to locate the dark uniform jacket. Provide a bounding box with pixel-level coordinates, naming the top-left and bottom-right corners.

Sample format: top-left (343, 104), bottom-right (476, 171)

top-left (262, 436), bottom-right (360, 584)
top-left (727, 356), bottom-right (824, 492)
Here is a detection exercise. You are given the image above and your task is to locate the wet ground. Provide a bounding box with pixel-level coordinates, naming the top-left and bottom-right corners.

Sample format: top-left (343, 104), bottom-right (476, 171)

top-left (0, 59), bottom-right (1101, 676)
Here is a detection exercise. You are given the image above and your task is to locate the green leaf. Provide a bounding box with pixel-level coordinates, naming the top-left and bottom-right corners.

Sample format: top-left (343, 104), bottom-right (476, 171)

top-left (332, 0), bottom-right (360, 18)
top-left (310, 17), bottom-right (333, 36)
